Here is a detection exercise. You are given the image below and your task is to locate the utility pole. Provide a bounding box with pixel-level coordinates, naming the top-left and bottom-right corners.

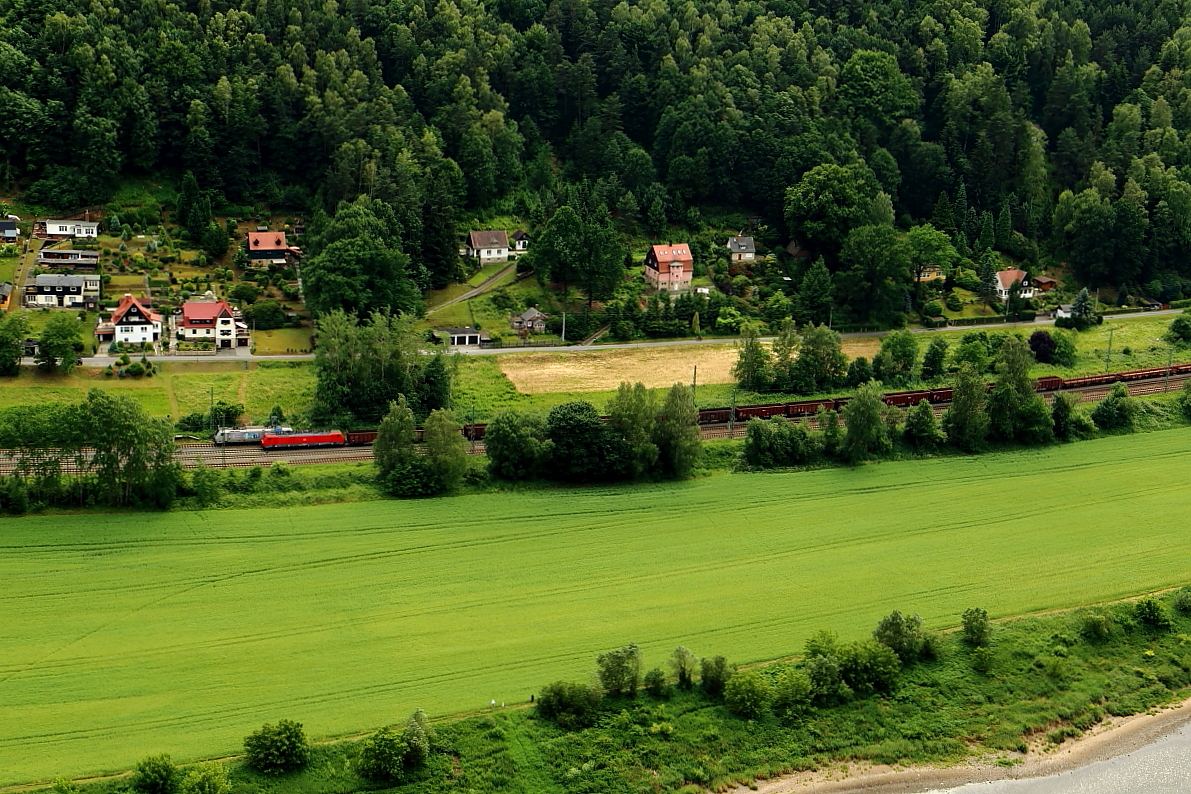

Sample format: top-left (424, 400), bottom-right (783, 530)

top-left (561, 312), bottom-right (566, 343)
top-left (1104, 326), bottom-right (1114, 373)
top-left (1166, 347), bottom-right (1174, 392)
top-left (692, 365), bottom-right (697, 400)
top-left (729, 388), bottom-right (737, 437)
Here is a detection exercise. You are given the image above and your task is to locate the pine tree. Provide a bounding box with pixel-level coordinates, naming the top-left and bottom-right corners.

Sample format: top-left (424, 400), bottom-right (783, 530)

top-left (176, 172), bottom-right (199, 230)
top-left (977, 210), bottom-right (995, 251)
top-left (932, 191), bottom-right (955, 234)
top-left (952, 183), bottom-right (968, 235)
top-left (995, 204), bottom-right (1013, 249)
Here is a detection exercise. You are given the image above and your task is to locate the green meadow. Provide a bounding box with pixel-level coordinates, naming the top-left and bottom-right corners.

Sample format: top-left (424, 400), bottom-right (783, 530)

top-left (4, 430), bottom-right (1191, 782)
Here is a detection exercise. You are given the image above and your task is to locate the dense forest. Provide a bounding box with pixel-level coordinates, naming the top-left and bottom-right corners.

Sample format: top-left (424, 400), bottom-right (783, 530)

top-left (4, 0), bottom-right (1191, 320)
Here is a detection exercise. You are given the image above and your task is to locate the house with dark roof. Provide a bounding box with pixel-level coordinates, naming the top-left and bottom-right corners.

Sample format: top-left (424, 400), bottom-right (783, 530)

top-left (511, 306), bottom-right (548, 334)
top-left (784, 240), bottom-right (813, 261)
top-left (0, 220), bottom-right (17, 243)
top-left (463, 230), bottom-right (509, 263)
top-left (511, 230), bottom-right (530, 254)
top-left (37, 248), bottom-right (100, 270)
top-left (644, 244), bottom-right (693, 292)
top-left (246, 230), bottom-right (300, 268)
top-left (25, 274), bottom-right (100, 309)
top-left (727, 236), bottom-right (756, 262)
top-left (180, 299), bottom-right (249, 347)
top-left (106, 294), bottom-right (162, 345)
top-left (0, 282), bottom-right (12, 309)
top-left (1032, 275), bottom-right (1058, 293)
top-left (995, 268), bottom-right (1034, 301)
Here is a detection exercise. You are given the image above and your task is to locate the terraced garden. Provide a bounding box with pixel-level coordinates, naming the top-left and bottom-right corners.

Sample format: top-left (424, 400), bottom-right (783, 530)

top-left (4, 429), bottom-right (1191, 782)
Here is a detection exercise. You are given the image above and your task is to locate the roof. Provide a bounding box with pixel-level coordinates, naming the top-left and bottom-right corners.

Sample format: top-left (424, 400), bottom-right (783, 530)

top-left (0, 221), bottom-right (16, 232)
top-left (647, 244), bottom-right (693, 267)
top-left (46, 218), bottom-right (98, 227)
top-left (1033, 275), bottom-right (1057, 285)
top-left (441, 327), bottom-right (482, 335)
top-left (248, 231), bottom-right (288, 250)
top-left (467, 230), bottom-right (508, 249)
top-left (727, 236), bottom-right (756, 253)
top-left (995, 268), bottom-right (1029, 290)
top-left (512, 230), bottom-right (530, 241)
top-left (112, 294), bottom-right (162, 325)
top-left (785, 240), bottom-right (812, 257)
top-left (35, 274), bottom-right (90, 288)
top-left (182, 300), bottom-right (233, 325)
top-left (0, 283), bottom-right (11, 297)
top-left (518, 307), bottom-right (547, 321)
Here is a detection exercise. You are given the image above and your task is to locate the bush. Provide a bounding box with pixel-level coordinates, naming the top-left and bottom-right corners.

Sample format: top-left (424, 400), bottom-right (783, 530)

top-left (178, 765), bottom-right (229, 794)
top-left (922, 301), bottom-right (943, 317)
top-left (1135, 597), bottom-right (1172, 630)
top-left (700, 655), bottom-right (733, 698)
top-left (243, 719), bottom-right (309, 774)
top-left (132, 755), bottom-right (180, 794)
top-left (356, 727), bottom-right (408, 782)
top-left (961, 607), bottom-right (991, 646)
top-left (970, 646), bottom-right (995, 674)
top-left (873, 610), bottom-right (925, 663)
top-left (1090, 382), bottom-right (1137, 431)
top-left (643, 667), bottom-right (667, 697)
top-left (670, 646), bottom-right (699, 690)
top-left (1167, 311), bottom-right (1191, 343)
top-left (380, 458), bottom-right (445, 497)
top-left (724, 669), bottom-right (771, 718)
top-left (1028, 330), bottom-right (1057, 363)
top-left (1173, 587), bottom-right (1191, 613)
top-left (1080, 612), bottom-right (1113, 642)
top-left (536, 681), bottom-right (603, 729)
top-left (945, 293), bottom-right (963, 312)
top-left (836, 640), bottom-right (901, 694)
top-left (804, 654), bottom-right (849, 703)
top-left (771, 669), bottom-right (812, 718)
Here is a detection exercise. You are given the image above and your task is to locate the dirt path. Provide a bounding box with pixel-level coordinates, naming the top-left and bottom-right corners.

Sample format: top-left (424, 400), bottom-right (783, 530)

top-left (425, 262), bottom-right (516, 316)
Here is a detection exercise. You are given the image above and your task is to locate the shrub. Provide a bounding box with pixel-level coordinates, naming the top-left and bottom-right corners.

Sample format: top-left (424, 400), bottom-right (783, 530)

top-left (771, 669), bottom-right (812, 718)
top-left (178, 765), bottom-right (229, 794)
top-left (1135, 597), bottom-right (1172, 630)
top-left (1167, 311), bottom-right (1191, 343)
top-left (356, 727), bottom-right (408, 782)
top-left (380, 458), bottom-right (444, 497)
top-left (1090, 382), bottom-right (1137, 431)
top-left (670, 646), bottom-right (699, 690)
top-left (643, 667), bottom-right (666, 696)
top-left (962, 607), bottom-right (991, 646)
top-left (922, 301), bottom-right (943, 317)
top-left (836, 640), bottom-right (901, 694)
top-left (401, 710), bottom-right (433, 768)
top-left (970, 646), bottom-right (995, 675)
top-left (1173, 587), bottom-right (1191, 613)
top-left (132, 755), bottom-right (180, 794)
top-left (945, 293), bottom-right (963, 312)
top-left (243, 719), bottom-right (309, 774)
top-left (700, 655), bottom-right (733, 698)
top-left (724, 669), bottom-right (771, 718)
top-left (597, 643), bottom-right (642, 697)
top-left (873, 610), bottom-right (925, 663)
top-left (1028, 330), bottom-right (1057, 363)
top-left (805, 654), bottom-right (850, 703)
top-left (536, 681), bottom-right (603, 729)
top-left (1080, 612), bottom-right (1113, 642)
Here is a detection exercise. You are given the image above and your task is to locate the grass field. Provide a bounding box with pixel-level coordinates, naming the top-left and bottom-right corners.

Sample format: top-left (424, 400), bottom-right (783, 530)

top-left (0, 362), bottom-right (316, 421)
top-left (5, 429), bottom-right (1191, 782)
top-left (252, 328), bottom-right (314, 355)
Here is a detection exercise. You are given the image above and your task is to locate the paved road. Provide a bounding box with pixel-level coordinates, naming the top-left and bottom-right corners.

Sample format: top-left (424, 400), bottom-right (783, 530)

top-left (66, 307), bottom-right (1183, 366)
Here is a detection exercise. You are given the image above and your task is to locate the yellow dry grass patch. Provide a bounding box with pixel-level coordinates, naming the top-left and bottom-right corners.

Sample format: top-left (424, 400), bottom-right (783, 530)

top-left (500, 338), bottom-right (881, 393)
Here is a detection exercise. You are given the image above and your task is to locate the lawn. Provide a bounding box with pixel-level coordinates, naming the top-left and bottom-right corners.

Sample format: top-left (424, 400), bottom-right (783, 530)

top-left (0, 252), bottom-right (17, 284)
top-left (5, 429), bottom-right (1191, 781)
top-left (252, 327), bottom-right (314, 355)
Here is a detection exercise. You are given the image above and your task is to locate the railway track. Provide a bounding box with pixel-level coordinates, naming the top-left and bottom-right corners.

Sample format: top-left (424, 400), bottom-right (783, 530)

top-left (1, 373), bottom-right (1186, 472)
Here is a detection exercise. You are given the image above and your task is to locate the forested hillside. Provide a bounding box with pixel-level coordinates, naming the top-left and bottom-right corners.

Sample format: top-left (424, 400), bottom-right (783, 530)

top-left (4, 0), bottom-right (1191, 311)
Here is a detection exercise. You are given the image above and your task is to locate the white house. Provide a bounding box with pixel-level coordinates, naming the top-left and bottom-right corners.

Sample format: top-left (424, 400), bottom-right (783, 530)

top-left (437, 327), bottom-right (488, 346)
top-left (37, 219), bottom-right (99, 240)
top-left (179, 299), bottom-right (250, 347)
top-left (995, 268), bottom-right (1035, 301)
top-left (108, 294), bottom-right (162, 345)
top-left (463, 230), bottom-right (509, 263)
top-left (25, 274), bottom-right (100, 308)
top-left (727, 236), bottom-right (756, 262)
top-left (512, 230), bottom-right (530, 253)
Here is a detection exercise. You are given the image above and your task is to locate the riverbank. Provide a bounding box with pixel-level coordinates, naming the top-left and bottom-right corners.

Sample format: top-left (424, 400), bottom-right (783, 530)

top-left (738, 695), bottom-right (1191, 794)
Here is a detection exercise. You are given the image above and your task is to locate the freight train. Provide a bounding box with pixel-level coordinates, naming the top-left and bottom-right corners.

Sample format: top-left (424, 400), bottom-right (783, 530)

top-left (210, 361), bottom-right (1191, 449)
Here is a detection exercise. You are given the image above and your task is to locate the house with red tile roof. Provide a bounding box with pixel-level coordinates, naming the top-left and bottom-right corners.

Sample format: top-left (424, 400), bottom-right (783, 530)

top-left (180, 299), bottom-right (250, 348)
top-left (644, 243), bottom-right (693, 292)
top-left (100, 294), bottom-right (162, 345)
top-left (246, 230), bottom-right (300, 267)
top-left (995, 268), bottom-right (1034, 301)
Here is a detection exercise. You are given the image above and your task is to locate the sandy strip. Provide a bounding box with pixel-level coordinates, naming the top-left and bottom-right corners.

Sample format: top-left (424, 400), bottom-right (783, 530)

top-left (733, 695), bottom-right (1191, 794)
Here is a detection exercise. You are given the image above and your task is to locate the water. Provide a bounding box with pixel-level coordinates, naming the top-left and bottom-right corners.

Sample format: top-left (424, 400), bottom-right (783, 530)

top-left (928, 722), bottom-right (1191, 793)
